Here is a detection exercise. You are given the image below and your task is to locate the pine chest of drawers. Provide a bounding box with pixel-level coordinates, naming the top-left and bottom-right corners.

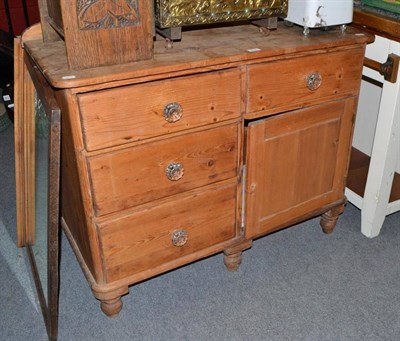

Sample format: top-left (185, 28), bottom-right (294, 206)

top-left (22, 22), bottom-right (370, 316)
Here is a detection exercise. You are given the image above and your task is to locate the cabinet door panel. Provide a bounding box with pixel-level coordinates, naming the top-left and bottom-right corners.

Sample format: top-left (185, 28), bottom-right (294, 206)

top-left (245, 99), bottom-right (355, 238)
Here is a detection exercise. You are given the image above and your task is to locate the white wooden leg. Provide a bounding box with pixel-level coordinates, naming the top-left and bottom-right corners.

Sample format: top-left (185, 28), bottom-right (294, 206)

top-left (361, 70), bottom-right (400, 238)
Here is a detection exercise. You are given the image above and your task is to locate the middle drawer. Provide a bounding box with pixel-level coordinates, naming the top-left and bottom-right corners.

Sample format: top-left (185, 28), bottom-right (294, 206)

top-left (87, 123), bottom-right (239, 216)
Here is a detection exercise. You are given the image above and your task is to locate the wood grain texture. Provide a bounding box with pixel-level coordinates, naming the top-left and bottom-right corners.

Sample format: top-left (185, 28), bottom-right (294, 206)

top-left (223, 239), bottom-right (252, 272)
top-left (99, 182), bottom-right (237, 282)
top-left (247, 47), bottom-right (365, 117)
top-left (58, 0), bottom-right (153, 69)
top-left (320, 201), bottom-right (346, 234)
top-left (88, 123), bottom-right (239, 216)
top-left (20, 23), bottom-right (367, 316)
top-left (14, 36), bottom-right (26, 247)
top-left (78, 69), bottom-right (242, 150)
top-left (14, 37), bottom-right (36, 247)
top-left (38, 0), bottom-right (62, 41)
top-left (22, 22), bottom-right (372, 89)
top-left (44, 0), bottom-right (63, 31)
top-left (245, 99), bottom-right (356, 239)
top-left (58, 91), bottom-right (106, 283)
top-left (352, 7), bottom-right (400, 42)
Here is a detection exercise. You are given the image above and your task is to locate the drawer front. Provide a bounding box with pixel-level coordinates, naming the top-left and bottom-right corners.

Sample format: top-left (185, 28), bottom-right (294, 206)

top-left (247, 47), bottom-right (364, 116)
top-left (88, 123), bottom-right (239, 216)
top-left (98, 182), bottom-right (237, 282)
top-left (78, 69), bottom-right (242, 151)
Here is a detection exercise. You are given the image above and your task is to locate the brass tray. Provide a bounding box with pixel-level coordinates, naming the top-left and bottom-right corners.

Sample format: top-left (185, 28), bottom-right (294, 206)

top-left (155, 0), bottom-right (288, 28)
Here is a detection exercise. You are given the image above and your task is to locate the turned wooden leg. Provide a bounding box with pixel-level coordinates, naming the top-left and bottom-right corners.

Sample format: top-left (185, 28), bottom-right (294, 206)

top-left (320, 202), bottom-right (346, 234)
top-left (100, 296), bottom-right (123, 317)
top-left (223, 251), bottom-right (243, 272)
top-left (223, 239), bottom-right (252, 272)
top-left (92, 285), bottom-right (129, 318)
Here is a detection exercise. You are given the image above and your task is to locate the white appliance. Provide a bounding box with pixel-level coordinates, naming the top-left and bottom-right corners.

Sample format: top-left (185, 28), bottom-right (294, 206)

top-left (285, 0), bottom-right (353, 34)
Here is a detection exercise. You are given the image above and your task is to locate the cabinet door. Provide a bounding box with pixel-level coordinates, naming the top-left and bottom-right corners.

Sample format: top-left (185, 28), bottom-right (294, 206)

top-left (245, 99), bottom-right (356, 239)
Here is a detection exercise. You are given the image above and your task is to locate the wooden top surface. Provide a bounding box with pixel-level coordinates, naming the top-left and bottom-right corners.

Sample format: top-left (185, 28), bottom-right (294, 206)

top-left (22, 22), bottom-right (372, 90)
top-left (353, 7), bottom-right (400, 42)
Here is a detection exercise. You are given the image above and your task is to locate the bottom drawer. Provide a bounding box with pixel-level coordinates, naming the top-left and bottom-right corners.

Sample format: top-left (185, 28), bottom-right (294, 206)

top-left (98, 182), bottom-right (237, 282)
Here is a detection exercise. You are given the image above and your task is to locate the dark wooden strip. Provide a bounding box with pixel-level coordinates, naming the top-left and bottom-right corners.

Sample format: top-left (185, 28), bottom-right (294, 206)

top-left (347, 147), bottom-right (400, 203)
top-left (352, 8), bottom-right (400, 42)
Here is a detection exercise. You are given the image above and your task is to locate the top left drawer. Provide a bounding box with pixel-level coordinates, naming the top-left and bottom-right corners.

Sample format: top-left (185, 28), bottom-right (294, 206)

top-left (78, 69), bottom-right (242, 151)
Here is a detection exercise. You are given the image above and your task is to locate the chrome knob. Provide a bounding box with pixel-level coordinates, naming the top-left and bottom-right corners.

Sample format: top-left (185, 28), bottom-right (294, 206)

top-left (164, 102), bottom-right (183, 123)
top-left (171, 229), bottom-right (188, 247)
top-left (306, 72), bottom-right (322, 91)
top-left (166, 162), bottom-right (184, 181)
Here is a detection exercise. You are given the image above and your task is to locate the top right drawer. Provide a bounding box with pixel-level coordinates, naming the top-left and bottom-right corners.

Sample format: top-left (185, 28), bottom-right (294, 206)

top-left (246, 47), bottom-right (365, 117)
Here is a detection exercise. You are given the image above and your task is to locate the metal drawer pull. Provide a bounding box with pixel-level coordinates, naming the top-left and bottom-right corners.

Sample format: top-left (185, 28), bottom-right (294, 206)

top-left (306, 72), bottom-right (322, 91)
top-left (171, 229), bottom-right (188, 247)
top-left (164, 102), bottom-right (183, 123)
top-left (166, 162), bottom-right (184, 181)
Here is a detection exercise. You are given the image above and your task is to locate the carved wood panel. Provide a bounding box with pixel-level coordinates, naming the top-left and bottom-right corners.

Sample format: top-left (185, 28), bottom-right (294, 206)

top-left (77, 0), bottom-right (140, 30)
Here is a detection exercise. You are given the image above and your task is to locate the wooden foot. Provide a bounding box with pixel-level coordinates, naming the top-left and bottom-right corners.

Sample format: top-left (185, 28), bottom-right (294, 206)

top-left (223, 239), bottom-right (252, 272)
top-left (100, 297), bottom-right (123, 318)
top-left (223, 251), bottom-right (243, 272)
top-left (320, 202), bottom-right (346, 234)
top-left (92, 285), bottom-right (129, 318)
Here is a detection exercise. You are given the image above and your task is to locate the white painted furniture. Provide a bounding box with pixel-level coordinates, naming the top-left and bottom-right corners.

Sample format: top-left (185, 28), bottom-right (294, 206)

top-left (346, 33), bottom-right (400, 238)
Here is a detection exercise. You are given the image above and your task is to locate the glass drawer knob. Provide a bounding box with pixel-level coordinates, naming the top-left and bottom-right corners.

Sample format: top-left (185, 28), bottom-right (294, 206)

top-left (306, 72), bottom-right (322, 91)
top-left (171, 229), bottom-right (188, 247)
top-left (166, 162), bottom-right (184, 181)
top-left (164, 102), bottom-right (183, 123)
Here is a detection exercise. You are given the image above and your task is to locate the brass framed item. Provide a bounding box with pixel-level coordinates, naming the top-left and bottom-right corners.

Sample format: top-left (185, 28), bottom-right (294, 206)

top-left (155, 0), bottom-right (288, 28)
